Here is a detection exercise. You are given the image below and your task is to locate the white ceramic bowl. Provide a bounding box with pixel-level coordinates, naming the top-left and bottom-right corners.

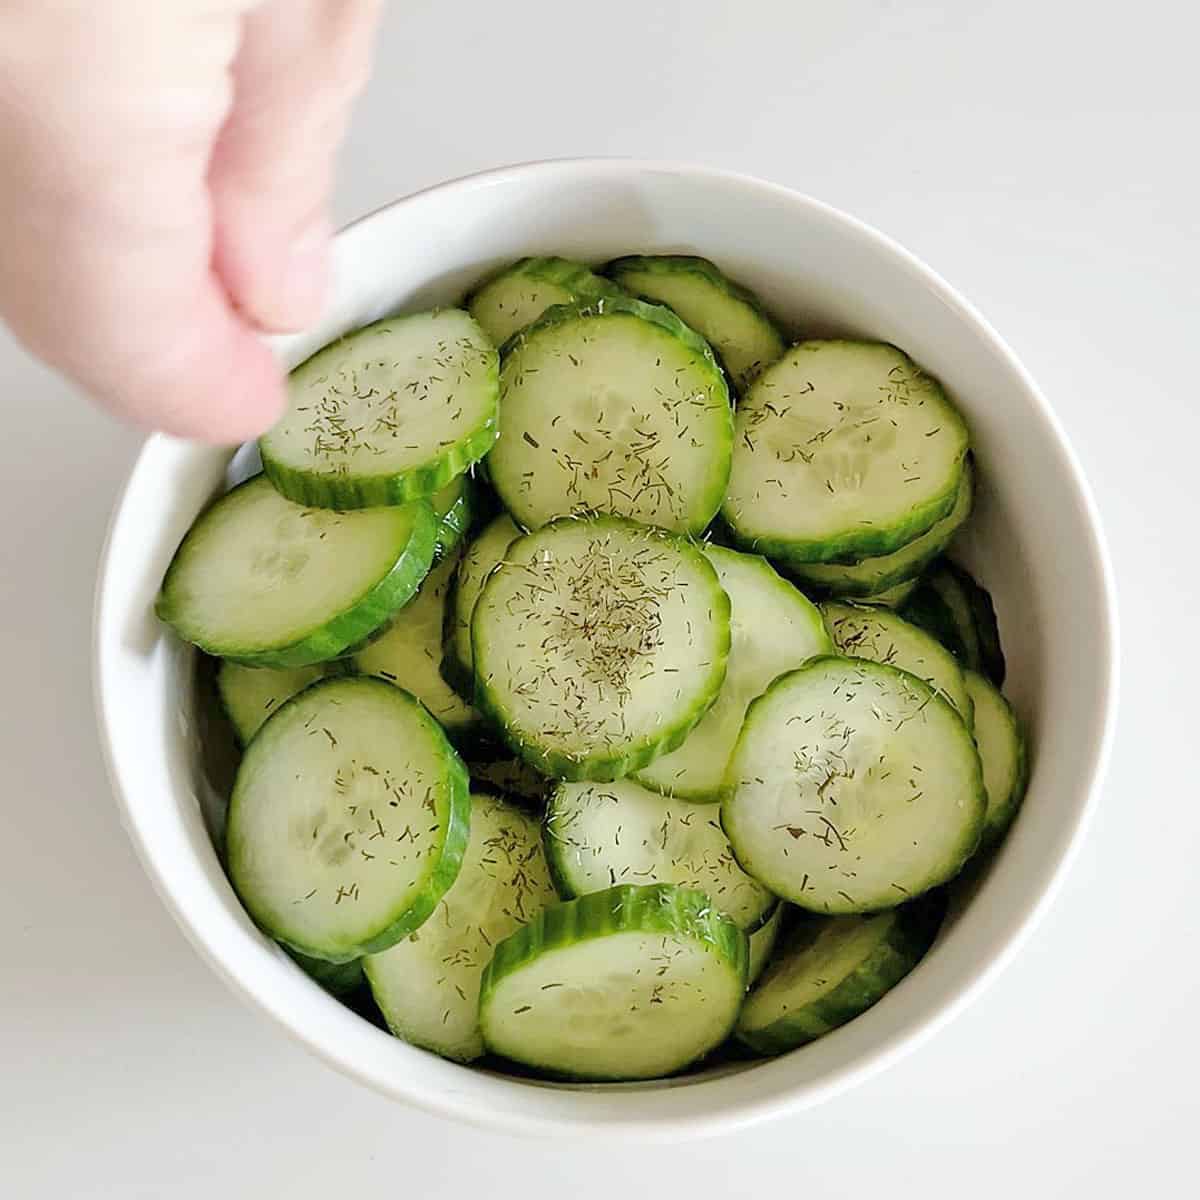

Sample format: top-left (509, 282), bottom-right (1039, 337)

top-left (93, 159), bottom-right (1117, 1139)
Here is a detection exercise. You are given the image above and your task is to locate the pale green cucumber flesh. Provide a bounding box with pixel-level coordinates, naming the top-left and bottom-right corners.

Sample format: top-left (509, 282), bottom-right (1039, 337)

top-left (472, 518), bottom-right (731, 781)
top-left (723, 340), bottom-right (969, 562)
top-left (964, 670), bottom-right (1026, 845)
top-left (365, 792), bottom-right (557, 1061)
top-left (785, 460), bottom-right (974, 597)
top-left (545, 779), bottom-right (776, 930)
top-left (226, 677), bottom-right (470, 962)
top-left (486, 296), bottom-right (733, 535)
top-left (260, 309), bottom-right (498, 508)
top-left (635, 544), bottom-right (831, 800)
top-left (605, 255), bottom-right (785, 392)
top-left (479, 884), bottom-right (747, 1081)
top-left (156, 475), bottom-right (437, 667)
top-left (722, 657), bottom-right (985, 914)
top-left (466, 257), bottom-right (622, 348)
top-left (216, 660), bottom-right (328, 744)
top-left (442, 512), bottom-right (521, 695)
top-left (355, 553), bottom-right (482, 736)
top-left (859, 579), bottom-right (919, 607)
top-left (821, 601), bottom-right (973, 727)
top-left (736, 894), bottom-right (944, 1054)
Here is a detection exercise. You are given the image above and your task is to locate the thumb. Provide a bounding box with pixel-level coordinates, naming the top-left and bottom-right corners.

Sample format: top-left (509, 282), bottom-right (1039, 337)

top-left (209, 0), bottom-right (382, 333)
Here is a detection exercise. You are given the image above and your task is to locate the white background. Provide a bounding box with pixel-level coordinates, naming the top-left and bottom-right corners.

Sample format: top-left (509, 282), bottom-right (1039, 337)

top-left (2, 2), bottom-right (1196, 1194)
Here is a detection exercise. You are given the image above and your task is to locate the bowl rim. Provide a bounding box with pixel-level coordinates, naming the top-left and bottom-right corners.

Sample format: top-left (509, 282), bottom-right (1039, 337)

top-left (92, 156), bottom-right (1119, 1139)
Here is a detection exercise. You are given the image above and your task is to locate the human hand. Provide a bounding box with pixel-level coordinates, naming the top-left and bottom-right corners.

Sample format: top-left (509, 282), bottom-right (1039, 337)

top-left (0, 0), bottom-right (381, 442)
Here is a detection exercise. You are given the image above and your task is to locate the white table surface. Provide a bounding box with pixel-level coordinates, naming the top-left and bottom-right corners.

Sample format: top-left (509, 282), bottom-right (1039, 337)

top-left (2, 2), bottom-right (1195, 1194)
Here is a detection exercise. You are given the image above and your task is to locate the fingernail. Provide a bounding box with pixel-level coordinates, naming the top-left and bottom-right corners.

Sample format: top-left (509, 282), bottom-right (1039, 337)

top-left (274, 219), bottom-right (331, 330)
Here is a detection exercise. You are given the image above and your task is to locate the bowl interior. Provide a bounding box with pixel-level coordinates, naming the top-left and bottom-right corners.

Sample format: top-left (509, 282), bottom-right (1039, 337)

top-left (94, 160), bottom-right (1114, 1138)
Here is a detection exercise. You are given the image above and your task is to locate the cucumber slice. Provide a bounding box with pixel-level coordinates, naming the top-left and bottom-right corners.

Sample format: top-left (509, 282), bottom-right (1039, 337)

top-left (722, 340), bottom-right (969, 563)
top-left (747, 902), bottom-right (784, 984)
top-left (903, 559), bottom-right (1006, 687)
top-left (260, 309), bottom-right (499, 509)
top-left (486, 296), bottom-right (733, 535)
top-left (786, 461), bottom-right (974, 598)
top-left (365, 791), bottom-right (557, 1062)
top-left (472, 517), bottom-right (731, 781)
top-left (605, 255), bottom-right (786, 393)
top-left (903, 561), bottom-right (978, 666)
top-left (634, 545), bottom-right (831, 801)
top-left (430, 474), bottom-right (476, 563)
top-left (285, 947), bottom-right (365, 997)
top-left (466, 257), bottom-right (622, 348)
top-left (479, 883), bottom-right (747, 1081)
top-left (962, 570), bottom-right (1006, 688)
top-left (722, 657), bottom-right (985, 914)
top-left (156, 475), bottom-right (437, 667)
top-left (226, 677), bottom-right (470, 962)
top-left (465, 757), bottom-right (553, 809)
top-left (442, 512), bottom-right (521, 695)
top-left (821, 601), bottom-right (973, 727)
top-left (857, 579), bottom-right (918, 608)
top-left (545, 779), bottom-right (776, 930)
top-left (355, 554), bottom-right (481, 739)
top-left (964, 671), bottom-right (1027, 845)
top-left (216, 660), bottom-right (329, 744)
top-left (735, 895), bottom-right (944, 1055)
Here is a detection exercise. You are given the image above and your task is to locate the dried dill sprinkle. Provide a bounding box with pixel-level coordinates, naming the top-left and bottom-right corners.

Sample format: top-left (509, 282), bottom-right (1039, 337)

top-left (724, 340), bottom-right (967, 567)
top-left (259, 311), bottom-right (497, 507)
top-left (473, 520), bottom-right (730, 778)
top-left (487, 302), bottom-right (731, 534)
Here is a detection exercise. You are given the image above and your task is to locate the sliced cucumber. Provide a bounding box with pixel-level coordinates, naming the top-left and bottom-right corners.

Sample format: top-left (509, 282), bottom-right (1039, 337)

top-left (735, 895), bottom-right (944, 1055)
top-left (964, 670), bottom-right (1027, 845)
top-left (903, 559), bottom-right (1006, 687)
top-left (963, 570), bottom-right (1007, 688)
top-left (260, 309), bottom-right (499, 509)
top-left (903, 561), bottom-right (977, 667)
top-left (747, 902), bottom-right (784, 985)
top-left (365, 791), bottom-right (557, 1062)
top-left (442, 512), bottom-right (521, 695)
top-left (486, 296), bottom-right (733, 535)
top-left (635, 545), bottom-right (831, 801)
top-left (479, 883), bottom-right (747, 1081)
top-left (605, 255), bottom-right (785, 392)
top-left (465, 757), bottom-right (553, 809)
top-left (226, 677), bottom-right (470, 962)
top-left (354, 554), bottom-right (481, 739)
top-left (285, 947), bottom-right (365, 997)
top-left (466, 257), bottom-right (621, 349)
top-left (157, 475), bottom-right (437, 667)
top-left (857, 579), bottom-right (918, 608)
top-left (723, 340), bottom-right (969, 563)
top-left (786, 461), bottom-right (974, 598)
top-left (722, 657), bottom-right (985, 914)
top-left (430, 473), bottom-right (476, 563)
top-left (821, 601), bottom-right (973, 727)
top-left (545, 779), bottom-right (776, 930)
top-left (472, 518), bottom-right (731, 781)
top-left (216, 660), bottom-right (329, 744)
